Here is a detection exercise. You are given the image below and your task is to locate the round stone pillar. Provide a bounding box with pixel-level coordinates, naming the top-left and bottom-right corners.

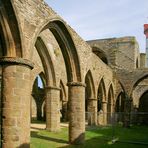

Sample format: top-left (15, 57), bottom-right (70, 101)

top-left (87, 98), bottom-right (97, 125)
top-left (102, 101), bottom-right (107, 125)
top-left (0, 57), bottom-right (33, 148)
top-left (67, 82), bottom-right (86, 144)
top-left (45, 86), bottom-right (61, 132)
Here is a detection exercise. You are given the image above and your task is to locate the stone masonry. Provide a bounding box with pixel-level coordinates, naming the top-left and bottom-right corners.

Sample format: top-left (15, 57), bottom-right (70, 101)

top-left (0, 0), bottom-right (148, 147)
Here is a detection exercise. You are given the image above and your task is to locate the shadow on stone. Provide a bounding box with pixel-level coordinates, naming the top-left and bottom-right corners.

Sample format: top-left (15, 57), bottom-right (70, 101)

top-left (31, 131), bottom-right (68, 144)
top-left (17, 143), bottom-right (30, 148)
top-left (69, 133), bottom-right (85, 145)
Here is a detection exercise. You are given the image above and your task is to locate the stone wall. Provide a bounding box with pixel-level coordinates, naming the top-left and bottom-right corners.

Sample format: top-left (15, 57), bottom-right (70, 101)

top-left (1, 0), bottom-right (148, 147)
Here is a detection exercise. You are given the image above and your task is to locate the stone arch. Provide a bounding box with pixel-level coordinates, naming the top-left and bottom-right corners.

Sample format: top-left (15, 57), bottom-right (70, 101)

top-left (130, 74), bottom-right (148, 96)
top-left (33, 19), bottom-right (81, 82)
top-left (129, 74), bottom-right (148, 109)
top-left (32, 72), bottom-right (45, 121)
top-left (0, 0), bottom-right (22, 57)
top-left (138, 90), bottom-right (148, 125)
top-left (35, 37), bottom-right (56, 86)
top-left (97, 78), bottom-right (106, 111)
top-left (115, 91), bottom-right (125, 122)
top-left (115, 91), bottom-right (125, 112)
top-left (116, 92), bottom-right (125, 112)
top-left (92, 47), bottom-right (108, 64)
top-left (97, 78), bottom-right (107, 125)
top-left (33, 20), bottom-right (85, 144)
top-left (39, 72), bottom-right (46, 88)
top-left (85, 70), bottom-right (96, 112)
top-left (107, 84), bottom-right (114, 123)
top-left (85, 70), bottom-right (96, 125)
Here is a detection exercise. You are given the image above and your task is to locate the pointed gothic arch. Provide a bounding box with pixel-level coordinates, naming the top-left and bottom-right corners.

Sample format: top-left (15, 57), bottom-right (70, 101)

top-left (33, 20), bottom-right (81, 82)
top-left (85, 70), bottom-right (96, 125)
top-left (85, 70), bottom-right (96, 111)
top-left (35, 37), bottom-right (56, 86)
top-left (97, 78), bottom-right (106, 112)
top-left (138, 90), bottom-right (148, 125)
top-left (0, 0), bottom-right (22, 57)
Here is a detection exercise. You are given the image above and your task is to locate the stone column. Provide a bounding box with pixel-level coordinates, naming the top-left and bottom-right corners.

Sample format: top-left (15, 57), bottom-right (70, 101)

top-left (45, 86), bottom-right (61, 132)
top-left (123, 94), bottom-right (132, 128)
top-left (67, 82), bottom-right (85, 144)
top-left (0, 57), bottom-right (33, 148)
top-left (87, 98), bottom-right (97, 125)
top-left (102, 101), bottom-right (107, 125)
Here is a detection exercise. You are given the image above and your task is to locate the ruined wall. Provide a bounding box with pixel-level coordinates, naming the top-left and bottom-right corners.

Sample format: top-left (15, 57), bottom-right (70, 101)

top-left (87, 37), bottom-right (140, 70)
top-left (11, 0), bottom-right (116, 98)
top-left (140, 53), bottom-right (146, 68)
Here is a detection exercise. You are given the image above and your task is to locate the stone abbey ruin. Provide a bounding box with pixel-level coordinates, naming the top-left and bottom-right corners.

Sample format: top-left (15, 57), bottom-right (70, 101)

top-left (0, 0), bottom-right (148, 147)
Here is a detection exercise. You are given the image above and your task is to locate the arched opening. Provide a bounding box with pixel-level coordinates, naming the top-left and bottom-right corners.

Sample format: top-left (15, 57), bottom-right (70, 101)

top-left (33, 20), bottom-right (84, 144)
top-left (115, 92), bottom-right (125, 122)
top-left (35, 37), bottom-right (56, 86)
top-left (97, 78), bottom-right (106, 125)
top-left (0, 0), bottom-right (22, 57)
top-left (107, 84), bottom-right (114, 124)
top-left (36, 20), bottom-right (81, 82)
top-left (85, 70), bottom-right (96, 125)
top-left (138, 91), bottom-right (148, 125)
top-left (59, 80), bottom-right (67, 122)
top-left (31, 73), bottom-right (45, 121)
top-left (92, 47), bottom-right (108, 64)
top-left (97, 78), bottom-right (106, 112)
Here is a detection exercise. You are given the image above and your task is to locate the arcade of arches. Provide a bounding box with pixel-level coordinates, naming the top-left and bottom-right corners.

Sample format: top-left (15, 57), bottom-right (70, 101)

top-left (0, 0), bottom-right (148, 147)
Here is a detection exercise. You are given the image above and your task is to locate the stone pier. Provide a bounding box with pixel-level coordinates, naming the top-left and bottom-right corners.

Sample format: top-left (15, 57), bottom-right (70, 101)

top-left (0, 57), bottom-right (33, 148)
top-left (87, 98), bottom-right (97, 125)
top-left (45, 86), bottom-right (61, 132)
top-left (67, 82), bottom-right (85, 144)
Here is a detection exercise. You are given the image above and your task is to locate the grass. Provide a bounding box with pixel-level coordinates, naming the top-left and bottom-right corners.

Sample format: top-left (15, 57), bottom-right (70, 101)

top-left (31, 125), bottom-right (148, 148)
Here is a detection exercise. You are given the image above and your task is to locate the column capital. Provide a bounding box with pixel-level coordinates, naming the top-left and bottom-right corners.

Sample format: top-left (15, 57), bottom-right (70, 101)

top-left (102, 101), bottom-right (107, 104)
top-left (0, 57), bottom-right (34, 69)
top-left (67, 82), bottom-right (86, 87)
top-left (45, 85), bottom-right (61, 91)
top-left (88, 98), bottom-right (97, 101)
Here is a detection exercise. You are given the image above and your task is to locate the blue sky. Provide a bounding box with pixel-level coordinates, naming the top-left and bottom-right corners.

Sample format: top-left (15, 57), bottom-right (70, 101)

top-left (45, 0), bottom-right (148, 53)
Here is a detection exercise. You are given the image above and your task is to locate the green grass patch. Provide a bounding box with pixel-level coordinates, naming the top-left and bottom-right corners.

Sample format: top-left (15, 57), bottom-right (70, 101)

top-left (31, 125), bottom-right (148, 148)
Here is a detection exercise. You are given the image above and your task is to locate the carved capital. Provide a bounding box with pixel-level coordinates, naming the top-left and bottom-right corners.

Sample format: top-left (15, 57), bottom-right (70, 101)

top-left (88, 98), bottom-right (97, 101)
top-left (0, 57), bottom-right (34, 69)
top-left (67, 82), bottom-right (86, 87)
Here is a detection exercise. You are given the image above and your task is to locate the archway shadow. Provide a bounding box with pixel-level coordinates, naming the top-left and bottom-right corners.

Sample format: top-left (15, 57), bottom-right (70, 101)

top-left (31, 131), bottom-right (68, 144)
top-left (58, 126), bottom-right (148, 148)
top-left (17, 143), bottom-right (30, 148)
